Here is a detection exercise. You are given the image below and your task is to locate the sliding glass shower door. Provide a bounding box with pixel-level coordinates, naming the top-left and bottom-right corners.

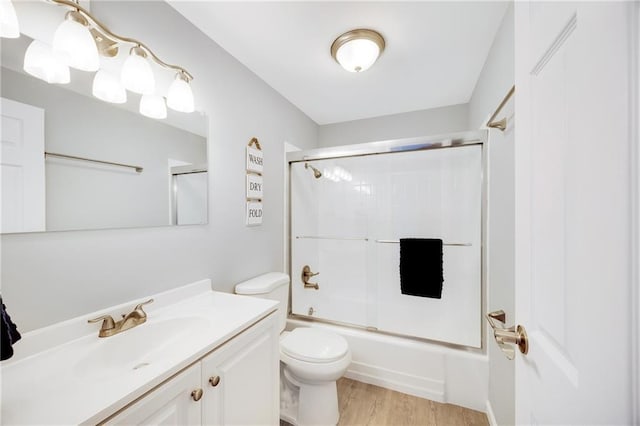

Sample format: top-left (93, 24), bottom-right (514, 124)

top-left (290, 144), bottom-right (482, 347)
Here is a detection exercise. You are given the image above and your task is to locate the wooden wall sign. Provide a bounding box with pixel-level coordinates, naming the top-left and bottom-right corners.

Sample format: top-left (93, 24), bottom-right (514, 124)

top-left (246, 201), bottom-right (263, 226)
top-left (246, 138), bottom-right (263, 174)
top-left (246, 137), bottom-right (263, 226)
top-left (246, 174), bottom-right (263, 200)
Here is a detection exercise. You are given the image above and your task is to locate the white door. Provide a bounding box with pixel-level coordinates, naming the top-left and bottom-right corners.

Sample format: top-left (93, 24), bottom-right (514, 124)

top-left (0, 97), bottom-right (45, 233)
top-left (514, 2), bottom-right (635, 425)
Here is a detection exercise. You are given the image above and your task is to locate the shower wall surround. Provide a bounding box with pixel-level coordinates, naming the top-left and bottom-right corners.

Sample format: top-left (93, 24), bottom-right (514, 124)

top-left (291, 144), bottom-right (482, 347)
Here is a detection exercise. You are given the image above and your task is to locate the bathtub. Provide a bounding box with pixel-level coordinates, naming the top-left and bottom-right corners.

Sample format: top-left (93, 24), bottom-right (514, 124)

top-left (286, 317), bottom-right (488, 413)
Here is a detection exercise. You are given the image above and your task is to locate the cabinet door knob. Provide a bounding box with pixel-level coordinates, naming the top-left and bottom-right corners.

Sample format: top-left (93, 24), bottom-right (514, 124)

top-left (191, 388), bottom-right (203, 401)
top-left (209, 376), bottom-right (221, 387)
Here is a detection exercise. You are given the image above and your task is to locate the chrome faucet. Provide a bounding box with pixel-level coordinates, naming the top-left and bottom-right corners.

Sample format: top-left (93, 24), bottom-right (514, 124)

top-left (88, 299), bottom-right (154, 338)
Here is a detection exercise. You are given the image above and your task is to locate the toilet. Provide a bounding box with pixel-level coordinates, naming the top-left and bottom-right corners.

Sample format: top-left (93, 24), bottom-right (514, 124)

top-left (235, 272), bottom-right (351, 426)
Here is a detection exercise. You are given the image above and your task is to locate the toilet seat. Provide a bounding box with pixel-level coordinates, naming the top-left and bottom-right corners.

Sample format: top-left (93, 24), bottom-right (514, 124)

top-left (280, 328), bottom-right (349, 363)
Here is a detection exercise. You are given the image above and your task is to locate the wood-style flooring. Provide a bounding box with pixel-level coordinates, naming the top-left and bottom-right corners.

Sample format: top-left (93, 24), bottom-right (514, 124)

top-left (283, 378), bottom-right (489, 426)
top-left (336, 378), bottom-right (488, 426)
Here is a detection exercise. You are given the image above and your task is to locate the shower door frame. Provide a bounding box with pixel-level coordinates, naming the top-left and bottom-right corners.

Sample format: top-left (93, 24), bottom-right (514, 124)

top-left (286, 130), bottom-right (489, 351)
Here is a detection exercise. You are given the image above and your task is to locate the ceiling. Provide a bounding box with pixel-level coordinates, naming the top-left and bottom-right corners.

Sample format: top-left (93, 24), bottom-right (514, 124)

top-left (168, 1), bottom-right (509, 125)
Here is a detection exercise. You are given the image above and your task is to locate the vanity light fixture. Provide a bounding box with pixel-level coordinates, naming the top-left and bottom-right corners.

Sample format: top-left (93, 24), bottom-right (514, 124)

top-left (20, 0), bottom-right (195, 119)
top-left (167, 71), bottom-right (195, 113)
top-left (121, 46), bottom-right (155, 95)
top-left (330, 29), bottom-right (385, 73)
top-left (52, 10), bottom-right (100, 71)
top-left (0, 0), bottom-right (20, 39)
top-left (140, 94), bottom-right (167, 120)
top-left (23, 40), bottom-right (71, 84)
top-left (92, 69), bottom-right (126, 104)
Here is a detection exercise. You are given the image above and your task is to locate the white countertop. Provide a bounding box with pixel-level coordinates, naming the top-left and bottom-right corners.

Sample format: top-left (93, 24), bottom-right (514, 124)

top-left (0, 280), bottom-right (278, 425)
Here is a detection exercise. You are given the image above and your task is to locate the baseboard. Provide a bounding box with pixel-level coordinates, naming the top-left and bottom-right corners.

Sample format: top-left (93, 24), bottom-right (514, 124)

top-left (485, 399), bottom-right (498, 426)
top-left (345, 361), bottom-right (445, 403)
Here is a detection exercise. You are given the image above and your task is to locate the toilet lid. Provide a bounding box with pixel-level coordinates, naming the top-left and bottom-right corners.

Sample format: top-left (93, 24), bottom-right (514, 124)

top-left (280, 328), bottom-right (348, 363)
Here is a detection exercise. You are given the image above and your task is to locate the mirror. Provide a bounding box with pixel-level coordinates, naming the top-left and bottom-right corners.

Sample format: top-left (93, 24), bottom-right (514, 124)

top-left (0, 35), bottom-right (208, 234)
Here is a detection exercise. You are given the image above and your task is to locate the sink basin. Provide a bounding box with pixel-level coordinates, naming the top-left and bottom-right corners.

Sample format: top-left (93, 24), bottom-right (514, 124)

top-left (74, 317), bottom-right (210, 380)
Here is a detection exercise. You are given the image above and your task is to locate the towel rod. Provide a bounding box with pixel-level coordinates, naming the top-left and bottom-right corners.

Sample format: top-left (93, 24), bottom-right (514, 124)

top-left (375, 239), bottom-right (471, 247)
top-left (45, 152), bottom-right (143, 173)
top-left (296, 236), bottom-right (369, 241)
top-left (486, 85), bottom-right (515, 131)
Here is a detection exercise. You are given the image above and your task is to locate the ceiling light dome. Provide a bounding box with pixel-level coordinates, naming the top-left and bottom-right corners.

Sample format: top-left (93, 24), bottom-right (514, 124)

top-left (331, 29), bottom-right (385, 73)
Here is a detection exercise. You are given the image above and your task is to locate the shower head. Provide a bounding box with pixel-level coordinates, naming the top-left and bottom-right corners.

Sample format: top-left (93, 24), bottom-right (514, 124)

top-left (304, 163), bottom-right (322, 179)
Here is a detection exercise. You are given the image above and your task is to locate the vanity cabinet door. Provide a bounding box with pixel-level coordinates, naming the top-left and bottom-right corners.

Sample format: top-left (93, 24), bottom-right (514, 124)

top-left (103, 363), bottom-right (202, 425)
top-left (201, 313), bottom-right (279, 426)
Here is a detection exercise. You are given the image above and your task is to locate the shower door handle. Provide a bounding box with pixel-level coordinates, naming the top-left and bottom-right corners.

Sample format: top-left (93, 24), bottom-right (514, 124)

top-left (301, 265), bottom-right (320, 290)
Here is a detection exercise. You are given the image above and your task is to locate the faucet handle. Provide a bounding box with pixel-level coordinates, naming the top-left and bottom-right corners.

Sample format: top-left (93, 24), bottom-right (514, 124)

top-left (88, 314), bottom-right (116, 330)
top-left (133, 298), bottom-right (154, 314)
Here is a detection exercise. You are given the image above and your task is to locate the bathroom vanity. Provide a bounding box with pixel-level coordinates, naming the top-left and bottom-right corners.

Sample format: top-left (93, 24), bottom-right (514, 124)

top-left (0, 280), bottom-right (279, 425)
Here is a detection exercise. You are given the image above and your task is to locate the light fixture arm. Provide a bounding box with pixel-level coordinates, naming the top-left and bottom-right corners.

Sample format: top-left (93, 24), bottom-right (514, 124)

top-left (47, 0), bottom-right (193, 81)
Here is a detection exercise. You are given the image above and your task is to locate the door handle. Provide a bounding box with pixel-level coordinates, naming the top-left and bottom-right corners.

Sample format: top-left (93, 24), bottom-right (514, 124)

top-left (486, 310), bottom-right (528, 360)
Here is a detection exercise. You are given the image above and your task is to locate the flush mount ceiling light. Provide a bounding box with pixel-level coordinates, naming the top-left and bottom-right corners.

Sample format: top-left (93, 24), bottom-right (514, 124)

top-left (14, 0), bottom-right (195, 119)
top-left (330, 29), bottom-right (385, 73)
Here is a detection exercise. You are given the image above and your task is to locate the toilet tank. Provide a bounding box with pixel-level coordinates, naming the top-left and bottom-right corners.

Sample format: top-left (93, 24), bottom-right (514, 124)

top-left (235, 272), bottom-right (290, 332)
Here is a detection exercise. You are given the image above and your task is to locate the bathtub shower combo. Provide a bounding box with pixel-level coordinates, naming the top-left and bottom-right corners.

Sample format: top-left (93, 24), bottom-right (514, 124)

top-left (287, 132), bottom-right (488, 408)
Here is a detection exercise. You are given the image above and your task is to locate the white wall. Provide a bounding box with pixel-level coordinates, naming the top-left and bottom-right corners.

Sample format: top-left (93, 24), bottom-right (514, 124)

top-left (1, 67), bottom-right (206, 231)
top-left (468, 4), bottom-right (515, 425)
top-left (317, 103), bottom-right (469, 147)
top-left (0, 1), bottom-right (318, 332)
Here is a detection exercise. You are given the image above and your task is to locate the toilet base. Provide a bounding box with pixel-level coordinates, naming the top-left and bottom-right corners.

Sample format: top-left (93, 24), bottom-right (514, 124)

top-left (280, 365), bottom-right (340, 426)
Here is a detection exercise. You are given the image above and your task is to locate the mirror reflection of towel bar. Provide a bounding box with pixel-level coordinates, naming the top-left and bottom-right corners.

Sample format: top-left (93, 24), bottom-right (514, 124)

top-left (45, 152), bottom-right (143, 173)
top-left (375, 239), bottom-right (471, 247)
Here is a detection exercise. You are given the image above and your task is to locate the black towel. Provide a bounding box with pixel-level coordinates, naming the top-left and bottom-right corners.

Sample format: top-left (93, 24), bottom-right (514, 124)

top-left (1, 296), bottom-right (21, 361)
top-left (399, 238), bottom-right (443, 299)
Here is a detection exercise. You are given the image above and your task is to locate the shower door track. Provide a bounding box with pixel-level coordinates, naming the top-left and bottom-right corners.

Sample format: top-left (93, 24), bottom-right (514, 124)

top-left (287, 313), bottom-right (484, 353)
top-left (286, 130), bottom-right (487, 163)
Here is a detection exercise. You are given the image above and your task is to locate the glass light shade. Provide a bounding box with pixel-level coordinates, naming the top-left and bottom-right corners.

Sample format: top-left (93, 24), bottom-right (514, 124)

top-left (92, 70), bottom-right (127, 104)
top-left (167, 75), bottom-right (194, 113)
top-left (23, 40), bottom-right (70, 84)
top-left (335, 38), bottom-right (381, 73)
top-left (0, 0), bottom-right (20, 38)
top-left (52, 14), bottom-right (99, 71)
top-left (140, 94), bottom-right (167, 119)
top-left (121, 50), bottom-right (155, 95)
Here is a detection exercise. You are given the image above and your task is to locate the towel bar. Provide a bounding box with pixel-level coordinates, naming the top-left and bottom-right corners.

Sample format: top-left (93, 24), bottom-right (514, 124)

top-left (296, 236), bottom-right (368, 241)
top-left (45, 152), bottom-right (143, 173)
top-left (375, 239), bottom-right (471, 247)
